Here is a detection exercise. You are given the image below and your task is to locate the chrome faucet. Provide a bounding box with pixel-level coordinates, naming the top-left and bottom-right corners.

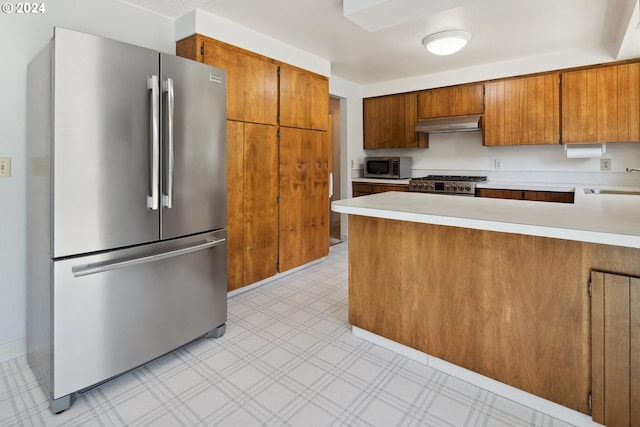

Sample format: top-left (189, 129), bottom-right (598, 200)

top-left (626, 168), bottom-right (640, 173)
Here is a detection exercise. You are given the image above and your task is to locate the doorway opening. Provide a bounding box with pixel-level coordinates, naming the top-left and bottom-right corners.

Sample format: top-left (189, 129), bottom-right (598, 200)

top-left (329, 96), bottom-right (342, 245)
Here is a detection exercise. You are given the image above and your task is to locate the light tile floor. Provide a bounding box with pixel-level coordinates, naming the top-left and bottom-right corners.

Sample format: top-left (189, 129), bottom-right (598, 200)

top-left (0, 243), bottom-right (574, 426)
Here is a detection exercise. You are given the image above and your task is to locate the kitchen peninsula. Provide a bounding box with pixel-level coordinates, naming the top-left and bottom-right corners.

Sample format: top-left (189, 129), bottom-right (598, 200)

top-left (332, 188), bottom-right (640, 424)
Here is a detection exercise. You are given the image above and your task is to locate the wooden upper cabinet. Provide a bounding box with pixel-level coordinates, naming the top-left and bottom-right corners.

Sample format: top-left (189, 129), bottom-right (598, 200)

top-left (417, 84), bottom-right (483, 119)
top-left (483, 73), bottom-right (560, 146)
top-left (561, 63), bottom-right (640, 144)
top-left (364, 93), bottom-right (427, 149)
top-left (279, 64), bottom-right (329, 131)
top-left (176, 34), bottom-right (278, 125)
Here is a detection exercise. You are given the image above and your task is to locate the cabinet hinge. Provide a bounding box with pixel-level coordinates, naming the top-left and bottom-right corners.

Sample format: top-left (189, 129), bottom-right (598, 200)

top-left (277, 66), bottom-right (280, 76)
top-left (276, 262), bottom-right (280, 272)
top-left (277, 114), bottom-right (280, 123)
top-left (200, 44), bottom-right (204, 57)
top-left (588, 392), bottom-right (592, 411)
top-left (277, 128), bottom-right (280, 138)
top-left (588, 279), bottom-right (592, 297)
top-left (276, 195), bottom-right (280, 204)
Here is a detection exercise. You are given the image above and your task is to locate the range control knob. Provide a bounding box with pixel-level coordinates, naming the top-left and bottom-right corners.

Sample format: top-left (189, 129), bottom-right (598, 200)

top-left (466, 185), bottom-right (472, 191)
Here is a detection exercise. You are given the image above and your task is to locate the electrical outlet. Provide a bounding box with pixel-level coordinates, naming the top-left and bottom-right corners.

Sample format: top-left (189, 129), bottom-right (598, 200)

top-left (494, 159), bottom-right (502, 169)
top-left (0, 157), bottom-right (10, 177)
top-left (600, 158), bottom-right (611, 171)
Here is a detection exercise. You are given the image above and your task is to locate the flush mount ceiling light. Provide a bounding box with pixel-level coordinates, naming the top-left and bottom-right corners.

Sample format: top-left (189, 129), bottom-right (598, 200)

top-left (422, 30), bottom-right (472, 55)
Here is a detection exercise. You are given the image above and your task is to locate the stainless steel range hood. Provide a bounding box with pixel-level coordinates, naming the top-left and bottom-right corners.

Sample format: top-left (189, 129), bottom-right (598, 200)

top-left (415, 114), bottom-right (482, 134)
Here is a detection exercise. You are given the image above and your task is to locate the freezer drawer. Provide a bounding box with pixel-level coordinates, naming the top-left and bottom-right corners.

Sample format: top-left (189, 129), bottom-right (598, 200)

top-left (51, 230), bottom-right (227, 400)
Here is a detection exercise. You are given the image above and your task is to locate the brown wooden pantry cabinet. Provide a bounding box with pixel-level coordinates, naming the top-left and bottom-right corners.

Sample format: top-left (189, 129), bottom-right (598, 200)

top-left (176, 34), bottom-right (330, 291)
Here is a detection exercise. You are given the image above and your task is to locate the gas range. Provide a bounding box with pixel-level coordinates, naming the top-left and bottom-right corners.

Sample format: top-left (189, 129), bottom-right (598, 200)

top-left (409, 175), bottom-right (487, 196)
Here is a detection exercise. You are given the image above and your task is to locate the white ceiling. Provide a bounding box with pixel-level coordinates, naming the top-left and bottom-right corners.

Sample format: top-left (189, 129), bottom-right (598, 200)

top-left (122, 0), bottom-right (640, 85)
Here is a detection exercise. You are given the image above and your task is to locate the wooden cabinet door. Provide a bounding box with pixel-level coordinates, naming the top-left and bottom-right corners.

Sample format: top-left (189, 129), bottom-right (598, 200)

top-left (279, 64), bottom-right (329, 131)
top-left (352, 182), bottom-right (409, 197)
top-left (279, 128), bottom-right (330, 272)
top-left (591, 271), bottom-right (640, 427)
top-left (243, 123), bottom-right (279, 285)
top-left (562, 63), bottom-right (640, 143)
top-left (484, 73), bottom-right (559, 146)
top-left (226, 122), bottom-right (279, 290)
top-left (226, 121), bottom-right (245, 291)
top-left (363, 93), bottom-right (425, 149)
top-left (475, 188), bottom-right (524, 199)
top-left (417, 84), bottom-right (483, 119)
top-left (522, 190), bottom-right (574, 203)
top-left (190, 36), bottom-right (278, 125)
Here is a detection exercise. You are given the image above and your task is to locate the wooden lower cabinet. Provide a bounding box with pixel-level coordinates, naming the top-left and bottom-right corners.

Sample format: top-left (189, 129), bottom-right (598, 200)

top-left (279, 127), bottom-right (330, 272)
top-left (591, 271), bottom-right (640, 427)
top-left (476, 188), bottom-right (574, 203)
top-left (347, 215), bottom-right (640, 415)
top-left (227, 121), bottom-right (279, 291)
top-left (352, 182), bottom-right (409, 197)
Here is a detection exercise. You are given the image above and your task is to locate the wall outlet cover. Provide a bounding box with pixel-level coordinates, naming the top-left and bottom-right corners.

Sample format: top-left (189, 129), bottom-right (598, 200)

top-left (0, 157), bottom-right (11, 177)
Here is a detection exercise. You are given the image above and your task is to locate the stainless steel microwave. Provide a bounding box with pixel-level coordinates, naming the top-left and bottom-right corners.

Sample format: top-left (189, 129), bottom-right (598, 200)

top-left (364, 157), bottom-right (412, 179)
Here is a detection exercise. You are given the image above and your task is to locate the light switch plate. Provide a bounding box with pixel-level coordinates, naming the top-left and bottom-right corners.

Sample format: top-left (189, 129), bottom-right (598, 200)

top-left (600, 158), bottom-right (611, 172)
top-left (0, 157), bottom-right (10, 177)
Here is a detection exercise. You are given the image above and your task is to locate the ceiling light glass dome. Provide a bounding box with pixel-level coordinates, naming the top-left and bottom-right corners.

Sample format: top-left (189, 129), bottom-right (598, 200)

top-left (422, 31), bottom-right (472, 56)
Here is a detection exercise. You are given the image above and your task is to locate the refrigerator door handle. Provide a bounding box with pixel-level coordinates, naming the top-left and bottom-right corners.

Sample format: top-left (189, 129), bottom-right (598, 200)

top-left (147, 75), bottom-right (160, 210)
top-left (162, 77), bottom-right (175, 208)
top-left (72, 238), bottom-right (226, 277)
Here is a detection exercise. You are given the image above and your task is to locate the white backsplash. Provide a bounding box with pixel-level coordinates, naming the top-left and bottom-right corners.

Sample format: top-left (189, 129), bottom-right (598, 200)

top-left (356, 132), bottom-right (640, 186)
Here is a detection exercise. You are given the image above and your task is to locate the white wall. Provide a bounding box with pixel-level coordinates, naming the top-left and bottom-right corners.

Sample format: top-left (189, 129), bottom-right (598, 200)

top-left (361, 133), bottom-right (640, 175)
top-left (0, 0), bottom-right (174, 351)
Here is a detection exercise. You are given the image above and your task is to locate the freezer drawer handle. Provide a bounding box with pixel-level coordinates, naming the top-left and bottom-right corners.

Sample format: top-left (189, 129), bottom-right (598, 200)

top-left (162, 77), bottom-right (175, 209)
top-left (147, 75), bottom-right (160, 210)
top-left (72, 238), bottom-right (226, 277)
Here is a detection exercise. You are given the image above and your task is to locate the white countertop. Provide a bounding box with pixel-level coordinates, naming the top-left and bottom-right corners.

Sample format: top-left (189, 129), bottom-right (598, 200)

top-left (332, 185), bottom-right (640, 249)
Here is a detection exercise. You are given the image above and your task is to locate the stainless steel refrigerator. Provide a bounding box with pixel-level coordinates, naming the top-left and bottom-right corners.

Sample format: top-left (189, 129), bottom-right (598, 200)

top-left (26, 27), bottom-right (228, 414)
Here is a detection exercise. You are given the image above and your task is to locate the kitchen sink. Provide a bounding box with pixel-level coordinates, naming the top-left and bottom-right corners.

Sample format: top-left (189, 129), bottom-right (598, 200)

top-left (584, 188), bottom-right (640, 196)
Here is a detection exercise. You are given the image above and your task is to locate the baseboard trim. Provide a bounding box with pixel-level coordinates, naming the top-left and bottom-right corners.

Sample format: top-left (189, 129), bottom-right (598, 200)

top-left (0, 338), bottom-right (26, 363)
top-left (351, 326), bottom-right (602, 427)
top-left (227, 256), bottom-right (326, 298)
